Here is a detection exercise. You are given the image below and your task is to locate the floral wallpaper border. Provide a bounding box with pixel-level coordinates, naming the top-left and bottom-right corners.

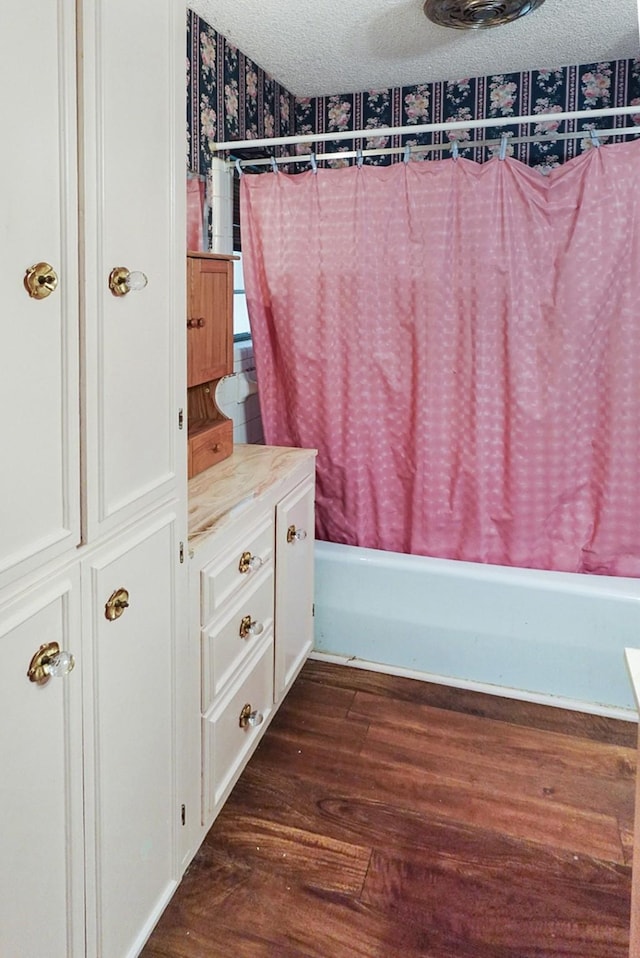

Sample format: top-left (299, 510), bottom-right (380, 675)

top-left (187, 8), bottom-right (640, 176)
top-left (296, 60), bottom-right (640, 172)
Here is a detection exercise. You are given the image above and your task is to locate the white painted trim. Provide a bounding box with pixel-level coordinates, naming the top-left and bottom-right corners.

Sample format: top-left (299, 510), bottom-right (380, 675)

top-left (308, 651), bottom-right (639, 723)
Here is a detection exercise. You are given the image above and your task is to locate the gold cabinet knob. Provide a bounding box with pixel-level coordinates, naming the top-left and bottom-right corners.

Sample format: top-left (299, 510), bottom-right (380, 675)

top-left (104, 587), bottom-right (130, 621)
top-left (27, 641), bottom-right (75, 685)
top-left (108, 267), bottom-right (148, 296)
top-left (24, 262), bottom-right (58, 299)
top-left (239, 703), bottom-right (263, 729)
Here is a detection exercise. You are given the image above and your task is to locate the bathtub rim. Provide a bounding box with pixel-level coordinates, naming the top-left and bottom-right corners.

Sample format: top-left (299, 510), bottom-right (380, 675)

top-left (315, 539), bottom-right (640, 602)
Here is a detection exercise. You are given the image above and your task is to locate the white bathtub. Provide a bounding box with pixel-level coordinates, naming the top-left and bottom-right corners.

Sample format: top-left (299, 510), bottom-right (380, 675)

top-left (313, 541), bottom-right (640, 718)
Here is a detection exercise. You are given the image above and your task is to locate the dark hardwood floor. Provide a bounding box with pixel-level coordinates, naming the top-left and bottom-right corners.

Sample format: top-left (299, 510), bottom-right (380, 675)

top-left (142, 660), bottom-right (637, 958)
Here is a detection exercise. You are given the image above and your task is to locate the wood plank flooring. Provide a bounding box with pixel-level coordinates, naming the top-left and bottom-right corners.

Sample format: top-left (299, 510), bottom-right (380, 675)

top-left (141, 660), bottom-right (637, 958)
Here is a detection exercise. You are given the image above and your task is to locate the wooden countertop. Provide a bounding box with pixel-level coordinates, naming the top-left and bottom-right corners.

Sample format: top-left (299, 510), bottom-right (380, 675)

top-left (188, 443), bottom-right (317, 547)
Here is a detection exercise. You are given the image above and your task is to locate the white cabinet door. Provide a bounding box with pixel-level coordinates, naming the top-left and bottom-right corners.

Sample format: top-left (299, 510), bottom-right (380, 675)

top-left (80, 0), bottom-right (186, 541)
top-left (83, 509), bottom-right (181, 958)
top-left (0, 1), bottom-right (80, 587)
top-left (275, 478), bottom-right (315, 699)
top-left (0, 569), bottom-right (84, 958)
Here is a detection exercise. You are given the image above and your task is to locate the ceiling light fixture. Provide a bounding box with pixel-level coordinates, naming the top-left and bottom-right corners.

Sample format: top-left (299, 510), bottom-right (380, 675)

top-left (423, 0), bottom-right (546, 29)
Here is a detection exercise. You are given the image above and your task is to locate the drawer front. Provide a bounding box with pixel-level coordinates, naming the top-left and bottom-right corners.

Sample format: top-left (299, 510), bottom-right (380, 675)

top-left (202, 636), bottom-right (274, 823)
top-left (200, 514), bottom-right (273, 625)
top-left (202, 567), bottom-right (274, 707)
top-left (189, 419), bottom-right (233, 478)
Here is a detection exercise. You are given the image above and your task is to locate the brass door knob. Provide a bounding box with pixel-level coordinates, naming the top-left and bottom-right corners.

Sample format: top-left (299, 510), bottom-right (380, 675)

top-left (239, 703), bottom-right (263, 729)
top-left (24, 262), bottom-right (58, 299)
top-left (27, 641), bottom-right (75, 685)
top-left (104, 587), bottom-right (130, 621)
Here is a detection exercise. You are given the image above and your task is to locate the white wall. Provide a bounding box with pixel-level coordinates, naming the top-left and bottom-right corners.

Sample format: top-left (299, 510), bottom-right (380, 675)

top-left (215, 342), bottom-right (263, 444)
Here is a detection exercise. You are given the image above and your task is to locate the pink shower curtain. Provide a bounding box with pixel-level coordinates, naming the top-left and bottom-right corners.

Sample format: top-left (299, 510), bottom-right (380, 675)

top-left (241, 141), bottom-right (640, 576)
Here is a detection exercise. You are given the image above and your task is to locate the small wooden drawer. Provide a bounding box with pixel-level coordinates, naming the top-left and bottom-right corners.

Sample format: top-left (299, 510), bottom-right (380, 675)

top-left (202, 567), bottom-right (274, 708)
top-left (189, 419), bottom-right (233, 478)
top-left (200, 513), bottom-right (273, 625)
top-left (202, 635), bottom-right (274, 823)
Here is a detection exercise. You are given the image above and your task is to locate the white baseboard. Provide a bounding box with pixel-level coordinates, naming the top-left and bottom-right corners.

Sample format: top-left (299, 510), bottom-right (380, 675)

top-left (308, 650), bottom-right (639, 723)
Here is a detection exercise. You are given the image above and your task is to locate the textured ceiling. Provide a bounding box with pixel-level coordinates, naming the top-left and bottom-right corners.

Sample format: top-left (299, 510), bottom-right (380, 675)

top-left (186, 0), bottom-right (639, 97)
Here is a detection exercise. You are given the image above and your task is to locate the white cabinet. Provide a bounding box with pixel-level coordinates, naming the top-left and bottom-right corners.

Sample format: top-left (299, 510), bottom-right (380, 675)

top-left (0, 1), bottom-right (186, 957)
top-left (82, 510), bottom-right (181, 958)
top-left (80, 0), bottom-right (185, 538)
top-left (187, 445), bottom-right (316, 843)
top-left (275, 476), bottom-right (315, 700)
top-left (0, 570), bottom-right (84, 958)
top-left (0, 1), bottom-right (80, 588)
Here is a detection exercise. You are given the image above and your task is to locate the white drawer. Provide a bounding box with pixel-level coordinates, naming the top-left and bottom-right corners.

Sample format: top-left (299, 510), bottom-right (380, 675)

top-left (200, 513), bottom-right (273, 626)
top-left (202, 635), bottom-right (274, 823)
top-left (202, 566), bottom-right (274, 708)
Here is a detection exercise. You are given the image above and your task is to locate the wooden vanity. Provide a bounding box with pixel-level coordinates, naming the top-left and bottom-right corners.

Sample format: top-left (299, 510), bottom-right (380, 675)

top-left (182, 443), bottom-right (317, 857)
top-left (186, 251), bottom-right (237, 477)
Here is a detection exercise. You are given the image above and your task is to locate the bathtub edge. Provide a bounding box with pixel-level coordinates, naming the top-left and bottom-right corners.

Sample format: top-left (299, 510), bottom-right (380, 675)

top-left (308, 650), bottom-right (639, 723)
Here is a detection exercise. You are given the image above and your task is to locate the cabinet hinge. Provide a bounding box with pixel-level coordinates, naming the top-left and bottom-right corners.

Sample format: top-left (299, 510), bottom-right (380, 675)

top-left (179, 541), bottom-right (185, 564)
top-left (181, 804), bottom-right (186, 826)
top-left (178, 408), bottom-right (184, 430)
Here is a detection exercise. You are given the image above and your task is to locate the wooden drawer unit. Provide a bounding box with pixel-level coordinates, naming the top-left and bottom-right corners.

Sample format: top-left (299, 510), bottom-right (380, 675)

top-left (188, 419), bottom-right (233, 479)
top-left (186, 252), bottom-right (238, 477)
top-left (202, 634), bottom-right (274, 821)
top-left (200, 512), bottom-right (273, 623)
top-left (202, 566), bottom-right (274, 706)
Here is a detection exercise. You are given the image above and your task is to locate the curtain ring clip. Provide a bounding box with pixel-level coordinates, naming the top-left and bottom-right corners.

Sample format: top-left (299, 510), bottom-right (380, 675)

top-left (450, 139), bottom-right (459, 160)
top-left (589, 129), bottom-right (601, 148)
top-left (270, 156), bottom-right (279, 173)
top-left (499, 133), bottom-right (508, 160)
top-left (235, 158), bottom-right (244, 176)
top-left (403, 145), bottom-right (411, 164)
top-left (309, 152), bottom-right (318, 173)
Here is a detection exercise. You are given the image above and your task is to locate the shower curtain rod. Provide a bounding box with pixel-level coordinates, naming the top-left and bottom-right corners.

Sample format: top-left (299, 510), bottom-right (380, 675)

top-left (232, 124), bottom-right (638, 169)
top-left (213, 104), bottom-right (640, 153)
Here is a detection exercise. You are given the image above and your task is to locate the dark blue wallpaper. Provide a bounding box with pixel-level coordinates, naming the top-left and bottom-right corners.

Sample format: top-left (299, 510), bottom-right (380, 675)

top-left (297, 61), bottom-right (640, 170)
top-left (187, 10), bottom-right (640, 173)
top-left (187, 9), bottom-right (296, 176)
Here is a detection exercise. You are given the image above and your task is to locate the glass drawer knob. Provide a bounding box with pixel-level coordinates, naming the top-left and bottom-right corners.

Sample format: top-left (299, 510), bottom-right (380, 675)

top-left (239, 614), bottom-right (264, 639)
top-left (287, 525), bottom-right (307, 544)
top-left (27, 642), bottom-right (75, 686)
top-left (239, 703), bottom-right (263, 729)
top-left (238, 551), bottom-right (263, 574)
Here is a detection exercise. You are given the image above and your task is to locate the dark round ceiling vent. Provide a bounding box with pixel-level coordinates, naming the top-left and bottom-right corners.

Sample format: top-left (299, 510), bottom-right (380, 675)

top-left (423, 0), bottom-right (546, 29)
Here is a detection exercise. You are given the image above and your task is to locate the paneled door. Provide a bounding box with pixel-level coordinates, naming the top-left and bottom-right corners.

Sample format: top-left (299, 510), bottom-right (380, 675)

top-left (0, 0), bottom-right (80, 588)
top-left (274, 478), bottom-right (316, 699)
top-left (82, 508), bottom-right (181, 958)
top-left (187, 254), bottom-right (234, 387)
top-left (0, 569), bottom-right (84, 958)
top-left (80, 0), bottom-right (186, 541)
